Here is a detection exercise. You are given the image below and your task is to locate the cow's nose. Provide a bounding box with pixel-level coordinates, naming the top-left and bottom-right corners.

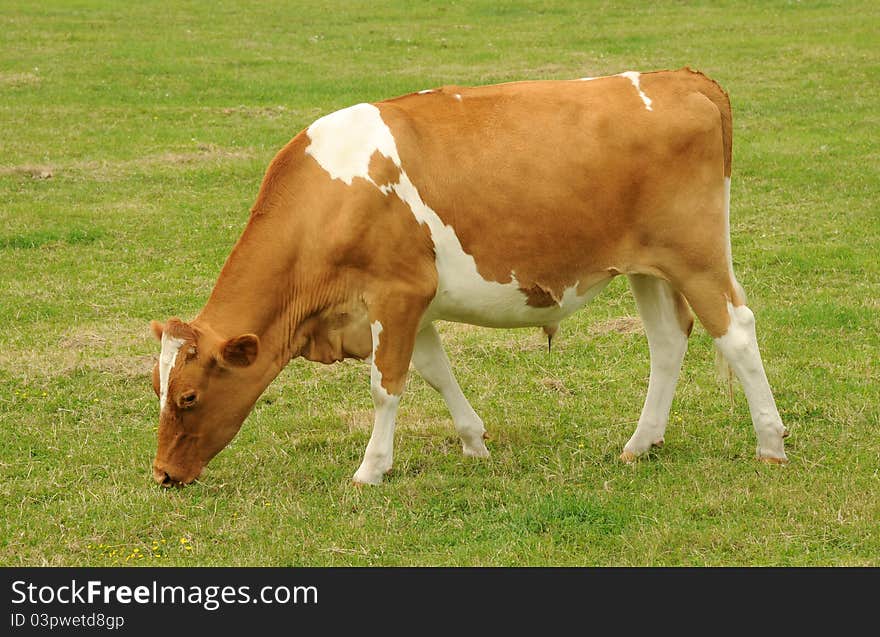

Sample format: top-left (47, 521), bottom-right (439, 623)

top-left (152, 463), bottom-right (178, 488)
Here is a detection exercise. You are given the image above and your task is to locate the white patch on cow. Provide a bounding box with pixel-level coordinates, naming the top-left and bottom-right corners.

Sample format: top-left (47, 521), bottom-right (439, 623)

top-left (577, 76), bottom-right (598, 81)
top-left (418, 89), bottom-right (435, 95)
top-left (304, 103), bottom-right (401, 186)
top-left (304, 103), bottom-right (611, 329)
top-left (619, 71), bottom-right (653, 111)
top-left (453, 93), bottom-right (462, 101)
top-left (158, 332), bottom-right (185, 411)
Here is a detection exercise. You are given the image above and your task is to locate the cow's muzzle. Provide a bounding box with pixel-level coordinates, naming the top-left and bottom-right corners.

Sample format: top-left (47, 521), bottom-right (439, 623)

top-left (152, 461), bottom-right (200, 488)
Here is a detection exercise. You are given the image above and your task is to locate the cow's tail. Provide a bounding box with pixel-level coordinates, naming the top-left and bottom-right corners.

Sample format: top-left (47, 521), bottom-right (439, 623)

top-left (692, 70), bottom-right (739, 401)
top-left (714, 173), bottom-right (745, 404)
top-left (714, 279), bottom-right (746, 406)
top-left (688, 67), bottom-right (733, 179)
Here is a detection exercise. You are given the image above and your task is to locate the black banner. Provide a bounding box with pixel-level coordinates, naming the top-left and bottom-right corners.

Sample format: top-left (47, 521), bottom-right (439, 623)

top-left (2, 567), bottom-right (875, 633)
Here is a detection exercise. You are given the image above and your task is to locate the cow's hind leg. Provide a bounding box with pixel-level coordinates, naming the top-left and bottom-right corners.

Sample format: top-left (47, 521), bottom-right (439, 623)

top-left (714, 302), bottom-right (788, 463)
top-left (679, 273), bottom-right (788, 463)
top-left (621, 274), bottom-right (692, 462)
top-left (411, 324), bottom-right (489, 458)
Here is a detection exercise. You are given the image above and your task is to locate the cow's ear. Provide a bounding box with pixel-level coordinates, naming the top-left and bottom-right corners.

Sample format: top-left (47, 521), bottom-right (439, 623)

top-left (150, 320), bottom-right (165, 341)
top-left (219, 334), bottom-right (260, 368)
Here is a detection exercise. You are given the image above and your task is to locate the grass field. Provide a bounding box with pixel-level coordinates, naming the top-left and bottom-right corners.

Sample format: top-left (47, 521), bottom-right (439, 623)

top-left (1, 1), bottom-right (877, 566)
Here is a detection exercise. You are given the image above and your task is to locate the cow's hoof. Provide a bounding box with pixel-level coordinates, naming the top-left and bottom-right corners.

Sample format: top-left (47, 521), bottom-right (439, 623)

top-left (463, 443), bottom-right (490, 458)
top-left (782, 427), bottom-right (790, 439)
top-left (462, 431), bottom-right (490, 458)
top-left (352, 476), bottom-right (382, 486)
top-left (620, 450), bottom-right (638, 464)
top-left (652, 438), bottom-right (664, 448)
top-left (757, 441), bottom-right (788, 465)
top-left (352, 468), bottom-right (385, 485)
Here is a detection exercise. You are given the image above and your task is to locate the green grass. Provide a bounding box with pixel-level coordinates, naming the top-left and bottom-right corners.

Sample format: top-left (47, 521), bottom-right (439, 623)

top-left (1, 0), bottom-right (877, 566)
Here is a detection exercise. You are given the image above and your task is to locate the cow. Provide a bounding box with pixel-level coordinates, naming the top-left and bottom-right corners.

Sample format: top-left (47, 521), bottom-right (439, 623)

top-left (149, 67), bottom-right (789, 487)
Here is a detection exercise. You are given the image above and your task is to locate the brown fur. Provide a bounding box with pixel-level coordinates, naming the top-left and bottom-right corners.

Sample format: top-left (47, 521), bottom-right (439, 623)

top-left (521, 284), bottom-right (559, 308)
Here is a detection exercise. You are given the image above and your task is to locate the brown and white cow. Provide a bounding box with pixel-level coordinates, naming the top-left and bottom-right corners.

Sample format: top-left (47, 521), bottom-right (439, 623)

top-left (150, 68), bottom-right (788, 487)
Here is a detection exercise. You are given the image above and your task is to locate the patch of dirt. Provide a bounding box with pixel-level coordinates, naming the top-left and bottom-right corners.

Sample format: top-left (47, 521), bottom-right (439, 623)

top-left (0, 72), bottom-right (40, 87)
top-left (91, 354), bottom-right (155, 377)
top-left (0, 322), bottom-right (157, 379)
top-left (59, 330), bottom-right (108, 349)
top-left (589, 316), bottom-right (643, 336)
top-left (222, 105), bottom-right (289, 119)
top-left (0, 146), bottom-right (254, 182)
top-left (337, 408), bottom-right (373, 432)
top-left (156, 144), bottom-right (253, 166)
top-left (0, 349), bottom-right (154, 380)
top-left (538, 377), bottom-right (570, 393)
top-left (61, 321), bottom-right (151, 347)
top-left (0, 165), bottom-right (54, 179)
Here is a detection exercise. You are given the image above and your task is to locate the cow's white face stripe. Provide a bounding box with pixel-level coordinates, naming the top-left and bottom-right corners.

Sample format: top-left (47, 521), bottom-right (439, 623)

top-left (305, 103), bottom-right (607, 328)
top-left (158, 332), bottom-right (185, 411)
top-left (418, 89), bottom-right (435, 94)
top-left (619, 71), bottom-right (653, 111)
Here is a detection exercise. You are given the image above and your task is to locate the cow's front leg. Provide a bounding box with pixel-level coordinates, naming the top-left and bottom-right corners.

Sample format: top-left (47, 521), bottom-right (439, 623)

top-left (352, 302), bottom-right (423, 485)
top-left (411, 324), bottom-right (489, 458)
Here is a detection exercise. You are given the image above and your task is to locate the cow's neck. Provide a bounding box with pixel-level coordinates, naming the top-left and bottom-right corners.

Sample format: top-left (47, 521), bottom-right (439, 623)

top-left (194, 211), bottom-right (326, 375)
top-left (195, 139), bottom-right (365, 376)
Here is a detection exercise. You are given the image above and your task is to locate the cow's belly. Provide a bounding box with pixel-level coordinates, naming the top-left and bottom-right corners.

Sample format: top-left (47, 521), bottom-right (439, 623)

top-left (424, 250), bottom-right (611, 328)
top-left (414, 193), bottom-right (611, 328)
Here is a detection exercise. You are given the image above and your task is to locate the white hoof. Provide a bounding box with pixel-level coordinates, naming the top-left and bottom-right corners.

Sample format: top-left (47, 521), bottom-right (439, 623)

top-left (757, 447), bottom-right (788, 465)
top-left (462, 430), bottom-right (490, 458)
top-left (756, 432), bottom-right (788, 464)
top-left (352, 464), bottom-right (388, 485)
top-left (757, 455), bottom-right (788, 465)
top-left (463, 443), bottom-right (490, 458)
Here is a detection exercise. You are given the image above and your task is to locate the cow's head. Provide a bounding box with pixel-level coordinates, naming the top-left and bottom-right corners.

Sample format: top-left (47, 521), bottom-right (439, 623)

top-left (149, 318), bottom-right (262, 487)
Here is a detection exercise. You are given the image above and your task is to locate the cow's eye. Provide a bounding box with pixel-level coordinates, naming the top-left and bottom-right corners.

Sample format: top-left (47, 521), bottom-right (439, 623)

top-left (178, 391), bottom-right (198, 409)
